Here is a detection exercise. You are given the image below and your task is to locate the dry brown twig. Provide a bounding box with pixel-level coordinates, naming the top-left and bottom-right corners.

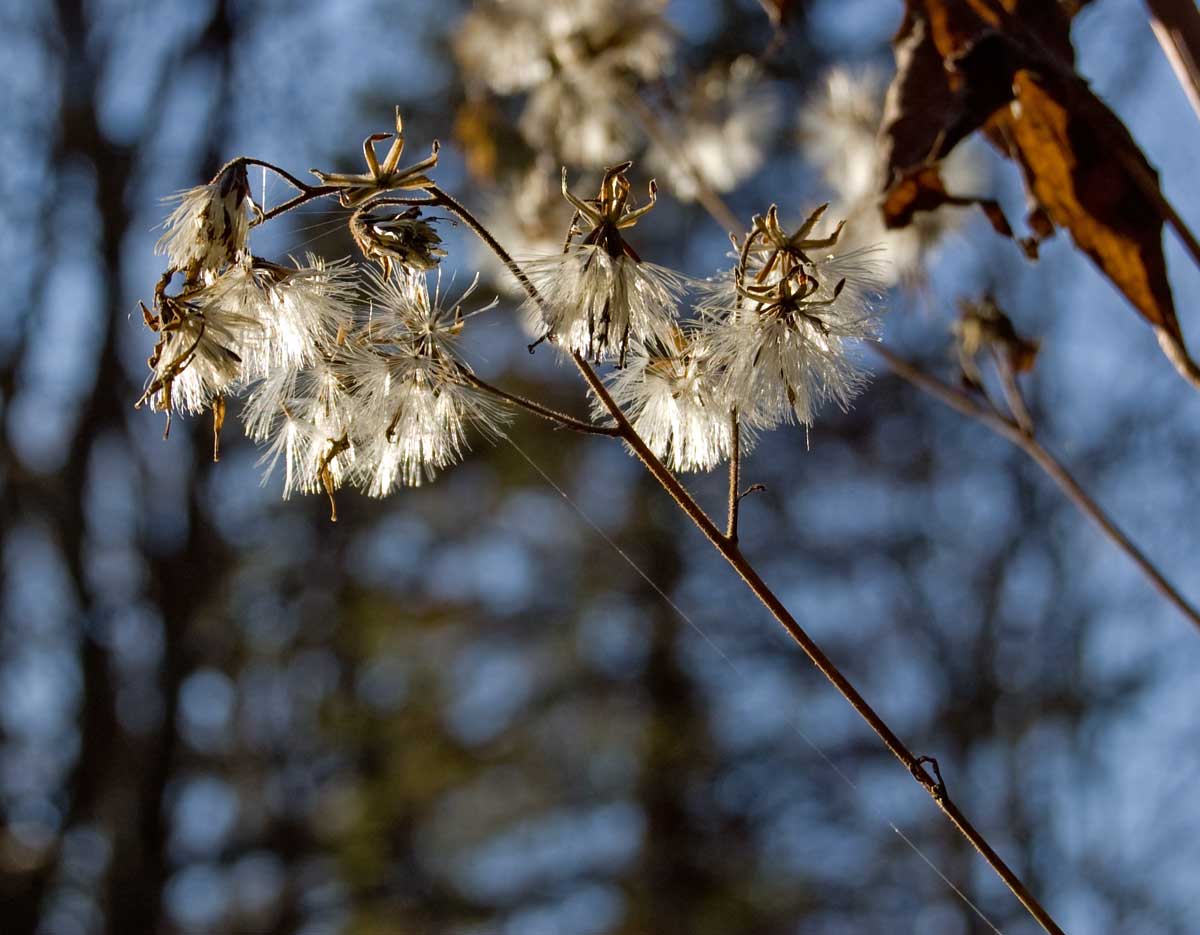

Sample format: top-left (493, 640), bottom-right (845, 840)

top-left (422, 185), bottom-right (1067, 935)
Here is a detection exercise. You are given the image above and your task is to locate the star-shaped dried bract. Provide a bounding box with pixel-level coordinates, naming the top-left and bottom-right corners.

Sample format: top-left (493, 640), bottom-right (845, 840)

top-left (738, 265), bottom-right (847, 336)
top-left (311, 108), bottom-right (440, 207)
top-left (562, 161), bottom-right (658, 259)
top-left (742, 203), bottom-right (846, 285)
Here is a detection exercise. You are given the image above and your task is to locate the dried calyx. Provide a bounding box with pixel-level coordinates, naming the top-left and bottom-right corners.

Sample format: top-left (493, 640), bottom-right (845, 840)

top-left (523, 161), bottom-right (682, 365)
top-left (740, 203), bottom-right (846, 288)
top-left (351, 205), bottom-right (447, 276)
top-left (562, 160), bottom-right (658, 260)
top-left (311, 107), bottom-right (440, 207)
top-left (696, 203), bottom-right (882, 430)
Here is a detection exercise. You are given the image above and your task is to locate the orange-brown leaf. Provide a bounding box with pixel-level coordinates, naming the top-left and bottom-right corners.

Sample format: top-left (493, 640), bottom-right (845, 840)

top-left (882, 0), bottom-right (1179, 340)
top-left (998, 69), bottom-right (1179, 335)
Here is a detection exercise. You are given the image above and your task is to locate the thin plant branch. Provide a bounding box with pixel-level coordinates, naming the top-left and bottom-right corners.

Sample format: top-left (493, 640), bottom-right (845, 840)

top-left (726, 411), bottom-right (742, 541)
top-left (1146, 0), bottom-right (1200, 121)
top-left (255, 185), bottom-right (341, 225)
top-left (461, 370), bottom-right (620, 436)
top-left (432, 189), bottom-right (1066, 935)
top-left (422, 186), bottom-right (544, 302)
top-left (572, 349), bottom-right (1066, 935)
top-left (876, 343), bottom-right (1200, 633)
top-left (239, 157), bottom-right (316, 194)
top-left (207, 155), bottom-right (345, 225)
top-left (993, 348), bottom-right (1035, 435)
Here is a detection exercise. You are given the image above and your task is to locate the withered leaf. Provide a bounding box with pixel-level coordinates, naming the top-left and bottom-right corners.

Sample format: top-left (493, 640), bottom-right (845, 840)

top-left (881, 0), bottom-right (1181, 342)
top-left (997, 68), bottom-right (1180, 335)
top-left (881, 164), bottom-right (1041, 259)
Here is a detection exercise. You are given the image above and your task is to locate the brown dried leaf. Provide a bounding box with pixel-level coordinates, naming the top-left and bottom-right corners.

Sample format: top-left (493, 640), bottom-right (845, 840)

top-left (882, 0), bottom-right (1180, 340)
top-left (881, 163), bottom-right (1041, 258)
top-left (998, 68), bottom-right (1180, 335)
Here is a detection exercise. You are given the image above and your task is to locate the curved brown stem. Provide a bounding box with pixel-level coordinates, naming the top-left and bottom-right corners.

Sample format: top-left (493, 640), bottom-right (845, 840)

top-left (239, 157), bottom-right (315, 193)
top-left (726, 411), bottom-right (742, 541)
top-left (423, 186), bottom-right (543, 299)
top-left (432, 185), bottom-right (1066, 935)
top-left (876, 343), bottom-right (1200, 633)
top-left (574, 349), bottom-right (1066, 935)
top-left (461, 371), bottom-right (620, 437)
top-left (255, 185), bottom-right (341, 225)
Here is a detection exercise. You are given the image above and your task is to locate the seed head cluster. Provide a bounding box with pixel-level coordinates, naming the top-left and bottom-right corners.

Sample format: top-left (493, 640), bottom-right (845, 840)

top-left (139, 108), bottom-right (884, 518)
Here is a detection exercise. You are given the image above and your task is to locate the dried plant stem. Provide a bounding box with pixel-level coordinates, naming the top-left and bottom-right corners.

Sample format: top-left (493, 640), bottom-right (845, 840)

top-left (430, 187), bottom-right (1066, 935)
top-left (1146, 0), bottom-right (1200, 121)
top-left (574, 351), bottom-right (1066, 935)
top-left (461, 371), bottom-right (620, 437)
top-left (726, 413), bottom-right (742, 541)
top-left (208, 156), bottom-right (343, 225)
top-left (876, 343), bottom-right (1200, 633)
top-left (239, 158), bottom-right (317, 195)
top-left (255, 185), bottom-right (341, 225)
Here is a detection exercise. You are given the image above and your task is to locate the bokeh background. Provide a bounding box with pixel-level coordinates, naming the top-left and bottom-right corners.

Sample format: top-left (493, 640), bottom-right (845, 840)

top-left (2, 1), bottom-right (1199, 933)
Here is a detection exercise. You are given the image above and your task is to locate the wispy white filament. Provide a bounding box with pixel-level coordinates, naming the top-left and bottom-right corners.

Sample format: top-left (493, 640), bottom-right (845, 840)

top-left (244, 268), bottom-right (509, 501)
top-left (523, 244), bottom-right (685, 362)
top-left (155, 181), bottom-right (251, 273)
top-left (601, 339), bottom-right (733, 471)
top-left (698, 249), bottom-right (884, 429)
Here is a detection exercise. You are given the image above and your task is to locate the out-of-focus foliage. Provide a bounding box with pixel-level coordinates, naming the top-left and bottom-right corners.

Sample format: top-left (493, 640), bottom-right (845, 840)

top-left (2, 2), bottom-right (1199, 934)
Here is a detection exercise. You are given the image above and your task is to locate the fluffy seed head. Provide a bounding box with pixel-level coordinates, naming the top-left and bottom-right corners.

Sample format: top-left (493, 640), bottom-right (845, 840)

top-left (155, 161), bottom-right (252, 274)
top-left (698, 207), bottom-right (884, 429)
top-left (601, 334), bottom-right (733, 472)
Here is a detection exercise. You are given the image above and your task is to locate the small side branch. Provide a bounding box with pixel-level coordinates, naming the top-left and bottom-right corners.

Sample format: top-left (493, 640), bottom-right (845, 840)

top-left (423, 185), bottom-right (545, 304)
top-left (255, 185), bottom-right (341, 225)
top-left (726, 411), bottom-right (742, 541)
top-left (462, 371), bottom-right (620, 437)
top-left (239, 157), bottom-right (315, 194)
top-left (415, 182), bottom-right (1065, 935)
top-left (876, 343), bottom-right (1200, 633)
